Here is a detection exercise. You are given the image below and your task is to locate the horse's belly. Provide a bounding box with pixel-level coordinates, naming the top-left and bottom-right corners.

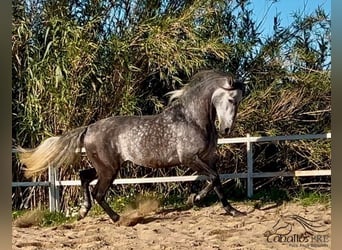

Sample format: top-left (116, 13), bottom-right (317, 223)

top-left (126, 151), bottom-right (180, 168)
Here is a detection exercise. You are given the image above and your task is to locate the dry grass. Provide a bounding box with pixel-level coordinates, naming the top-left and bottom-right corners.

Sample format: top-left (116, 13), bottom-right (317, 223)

top-left (14, 210), bottom-right (45, 228)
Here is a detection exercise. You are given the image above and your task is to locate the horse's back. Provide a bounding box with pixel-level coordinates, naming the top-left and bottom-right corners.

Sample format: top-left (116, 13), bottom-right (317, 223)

top-left (83, 115), bottom-right (177, 167)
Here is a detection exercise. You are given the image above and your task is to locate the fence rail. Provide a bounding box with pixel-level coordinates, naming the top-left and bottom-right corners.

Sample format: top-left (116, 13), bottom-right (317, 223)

top-left (12, 133), bottom-right (331, 212)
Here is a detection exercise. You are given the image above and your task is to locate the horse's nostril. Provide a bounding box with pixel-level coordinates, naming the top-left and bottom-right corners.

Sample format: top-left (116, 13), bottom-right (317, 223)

top-left (224, 128), bottom-right (230, 134)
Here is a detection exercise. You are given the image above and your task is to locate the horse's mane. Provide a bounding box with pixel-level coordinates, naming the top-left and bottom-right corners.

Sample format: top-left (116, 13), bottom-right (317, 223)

top-left (166, 70), bottom-right (238, 103)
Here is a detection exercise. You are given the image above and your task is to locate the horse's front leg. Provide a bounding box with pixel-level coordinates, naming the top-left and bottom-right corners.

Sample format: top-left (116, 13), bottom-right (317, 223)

top-left (78, 168), bottom-right (97, 219)
top-left (187, 155), bottom-right (246, 217)
top-left (211, 174), bottom-right (246, 216)
top-left (187, 180), bottom-right (213, 206)
top-left (187, 156), bottom-right (219, 205)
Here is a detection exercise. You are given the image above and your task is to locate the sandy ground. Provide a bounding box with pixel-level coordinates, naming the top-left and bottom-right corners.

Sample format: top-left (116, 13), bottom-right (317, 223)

top-left (12, 202), bottom-right (331, 250)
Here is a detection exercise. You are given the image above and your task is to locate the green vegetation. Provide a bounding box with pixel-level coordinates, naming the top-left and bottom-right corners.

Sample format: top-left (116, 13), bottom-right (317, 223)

top-left (40, 211), bottom-right (77, 227)
top-left (88, 193), bottom-right (145, 216)
top-left (294, 189), bottom-right (331, 207)
top-left (12, 0), bottom-right (330, 211)
top-left (252, 187), bottom-right (331, 209)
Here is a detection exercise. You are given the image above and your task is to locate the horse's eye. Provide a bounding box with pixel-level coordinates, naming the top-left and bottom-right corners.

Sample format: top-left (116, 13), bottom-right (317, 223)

top-left (228, 99), bottom-right (235, 104)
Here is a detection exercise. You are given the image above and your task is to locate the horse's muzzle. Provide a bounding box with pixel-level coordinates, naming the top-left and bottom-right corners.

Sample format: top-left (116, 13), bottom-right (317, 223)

top-left (219, 127), bottom-right (232, 137)
top-left (224, 127), bottom-right (230, 135)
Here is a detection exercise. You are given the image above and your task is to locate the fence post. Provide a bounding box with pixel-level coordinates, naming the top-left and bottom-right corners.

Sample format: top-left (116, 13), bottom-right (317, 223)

top-left (48, 165), bottom-right (60, 212)
top-left (246, 133), bottom-right (253, 198)
top-left (55, 167), bottom-right (60, 212)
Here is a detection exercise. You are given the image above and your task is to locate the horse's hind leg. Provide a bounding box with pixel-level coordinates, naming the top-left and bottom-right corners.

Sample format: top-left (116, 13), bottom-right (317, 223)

top-left (78, 168), bottom-right (97, 219)
top-left (92, 171), bottom-right (120, 222)
top-left (88, 154), bottom-right (121, 222)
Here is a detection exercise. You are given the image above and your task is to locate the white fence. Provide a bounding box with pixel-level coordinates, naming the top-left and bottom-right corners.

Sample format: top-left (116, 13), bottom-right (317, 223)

top-left (12, 133), bottom-right (331, 212)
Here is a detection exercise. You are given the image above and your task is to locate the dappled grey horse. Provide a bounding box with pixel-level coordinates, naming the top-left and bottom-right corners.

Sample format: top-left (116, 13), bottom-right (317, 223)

top-left (18, 70), bottom-right (245, 222)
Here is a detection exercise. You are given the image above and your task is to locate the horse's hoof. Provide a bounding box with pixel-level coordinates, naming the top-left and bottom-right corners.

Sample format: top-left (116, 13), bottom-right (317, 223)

top-left (110, 214), bottom-right (120, 223)
top-left (225, 207), bottom-right (247, 217)
top-left (78, 207), bottom-right (89, 220)
top-left (77, 213), bottom-right (84, 221)
top-left (186, 193), bottom-right (197, 206)
top-left (231, 210), bottom-right (247, 217)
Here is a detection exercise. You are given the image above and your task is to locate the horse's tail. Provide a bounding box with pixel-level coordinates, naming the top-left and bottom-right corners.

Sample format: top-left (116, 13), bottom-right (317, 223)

top-left (17, 126), bottom-right (88, 178)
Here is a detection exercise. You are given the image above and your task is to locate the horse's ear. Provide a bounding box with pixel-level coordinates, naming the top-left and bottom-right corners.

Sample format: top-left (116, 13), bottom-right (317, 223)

top-left (232, 79), bottom-right (244, 89)
top-left (233, 79), bottom-right (246, 95)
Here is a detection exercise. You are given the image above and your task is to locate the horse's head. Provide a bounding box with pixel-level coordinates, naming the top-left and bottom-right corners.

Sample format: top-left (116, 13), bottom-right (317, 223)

top-left (211, 78), bottom-right (244, 136)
